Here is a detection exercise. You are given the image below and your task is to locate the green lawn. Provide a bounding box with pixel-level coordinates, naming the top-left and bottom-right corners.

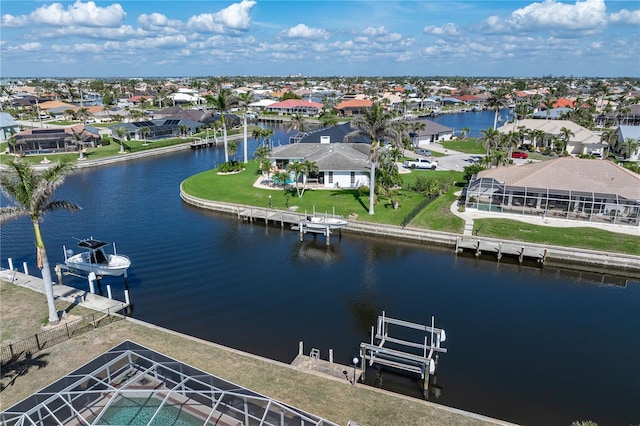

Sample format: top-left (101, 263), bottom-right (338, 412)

top-left (183, 162), bottom-right (640, 255)
top-left (440, 138), bottom-right (486, 154)
top-left (473, 218), bottom-right (640, 255)
top-left (182, 162), bottom-right (463, 226)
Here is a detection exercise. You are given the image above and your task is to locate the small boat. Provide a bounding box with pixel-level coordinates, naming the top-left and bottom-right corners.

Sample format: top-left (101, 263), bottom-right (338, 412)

top-left (305, 216), bottom-right (349, 230)
top-left (64, 238), bottom-right (131, 277)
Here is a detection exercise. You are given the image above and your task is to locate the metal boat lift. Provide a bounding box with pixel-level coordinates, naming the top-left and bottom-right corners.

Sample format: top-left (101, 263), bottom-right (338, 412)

top-left (359, 312), bottom-right (447, 394)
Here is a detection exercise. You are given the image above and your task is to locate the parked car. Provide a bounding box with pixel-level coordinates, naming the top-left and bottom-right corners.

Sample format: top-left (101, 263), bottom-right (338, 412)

top-left (403, 158), bottom-right (438, 170)
top-left (511, 151), bottom-right (528, 159)
top-left (414, 148), bottom-right (432, 157)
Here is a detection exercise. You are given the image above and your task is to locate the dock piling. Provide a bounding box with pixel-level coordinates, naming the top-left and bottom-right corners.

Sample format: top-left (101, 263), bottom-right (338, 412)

top-left (23, 261), bottom-right (29, 275)
top-left (8, 258), bottom-right (14, 271)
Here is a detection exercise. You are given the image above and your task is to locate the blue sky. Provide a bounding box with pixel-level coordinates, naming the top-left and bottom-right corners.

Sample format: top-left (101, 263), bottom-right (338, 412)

top-left (1, 0), bottom-right (638, 78)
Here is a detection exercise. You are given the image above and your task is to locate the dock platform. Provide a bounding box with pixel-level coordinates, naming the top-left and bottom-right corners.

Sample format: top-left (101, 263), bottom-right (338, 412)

top-left (455, 236), bottom-right (548, 264)
top-left (189, 139), bottom-right (217, 149)
top-left (1, 268), bottom-right (129, 313)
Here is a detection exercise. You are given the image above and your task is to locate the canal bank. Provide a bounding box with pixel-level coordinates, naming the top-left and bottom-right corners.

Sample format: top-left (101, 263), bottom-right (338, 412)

top-left (179, 189), bottom-right (640, 277)
top-left (0, 276), bottom-right (511, 426)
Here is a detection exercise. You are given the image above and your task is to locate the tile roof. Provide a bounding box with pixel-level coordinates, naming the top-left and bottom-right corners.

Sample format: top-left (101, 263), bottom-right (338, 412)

top-left (38, 100), bottom-right (75, 110)
top-left (336, 99), bottom-right (373, 109)
top-left (268, 99), bottom-right (323, 109)
top-left (477, 158), bottom-right (640, 200)
top-left (271, 143), bottom-right (370, 171)
top-left (498, 119), bottom-right (600, 144)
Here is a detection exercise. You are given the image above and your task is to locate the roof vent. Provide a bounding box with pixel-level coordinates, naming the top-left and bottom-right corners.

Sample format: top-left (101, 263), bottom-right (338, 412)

top-left (321, 135), bottom-right (330, 144)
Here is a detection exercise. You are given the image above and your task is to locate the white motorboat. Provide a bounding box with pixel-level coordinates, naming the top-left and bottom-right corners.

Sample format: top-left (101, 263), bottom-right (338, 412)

top-left (64, 238), bottom-right (131, 277)
top-left (305, 216), bottom-right (349, 230)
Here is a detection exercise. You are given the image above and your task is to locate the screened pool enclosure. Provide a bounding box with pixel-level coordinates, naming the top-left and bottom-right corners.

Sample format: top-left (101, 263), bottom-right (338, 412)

top-left (465, 176), bottom-right (639, 227)
top-left (1, 341), bottom-right (338, 426)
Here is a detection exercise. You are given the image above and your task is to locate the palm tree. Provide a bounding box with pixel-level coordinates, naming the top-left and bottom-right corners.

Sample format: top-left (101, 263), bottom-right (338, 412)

top-left (253, 145), bottom-right (272, 178)
top-left (486, 90), bottom-right (508, 129)
top-left (116, 126), bottom-right (126, 153)
top-left (238, 91), bottom-right (254, 163)
top-left (345, 102), bottom-right (400, 215)
top-left (139, 126), bottom-right (150, 144)
top-left (501, 131), bottom-right (520, 159)
top-left (0, 159), bottom-right (81, 324)
top-left (286, 161), bottom-right (307, 198)
top-left (289, 113), bottom-right (306, 133)
top-left (227, 142), bottom-right (238, 161)
top-left (210, 89), bottom-right (234, 163)
top-left (71, 127), bottom-right (86, 160)
top-left (461, 127), bottom-right (471, 139)
top-left (409, 121), bottom-right (426, 148)
top-left (179, 124), bottom-right (188, 138)
top-left (600, 129), bottom-right (618, 157)
top-left (559, 127), bottom-right (575, 153)
top-left (620, 137), bottom-right (639, 160)
top-left (478, 127), bottom-right (501, 155)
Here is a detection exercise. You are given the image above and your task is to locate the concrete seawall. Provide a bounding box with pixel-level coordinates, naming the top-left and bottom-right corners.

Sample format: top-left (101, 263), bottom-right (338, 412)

top-left (179, 188), bottom-right (640, 277)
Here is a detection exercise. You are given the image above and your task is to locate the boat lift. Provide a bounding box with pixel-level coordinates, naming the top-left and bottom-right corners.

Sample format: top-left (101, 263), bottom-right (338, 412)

top-left (359, 312), bottom-right (447, 395)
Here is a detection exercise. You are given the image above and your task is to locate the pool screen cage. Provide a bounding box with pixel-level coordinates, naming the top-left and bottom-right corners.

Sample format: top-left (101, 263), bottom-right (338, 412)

top-left (1, 340), bottom-right (338, 426)
top-left (465, 177), bottom-right (639, 226)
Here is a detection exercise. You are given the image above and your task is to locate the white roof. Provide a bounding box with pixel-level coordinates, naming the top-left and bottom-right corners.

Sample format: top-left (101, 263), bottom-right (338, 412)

top-left (249, 99), bottom-right (277, 108)
top-left (498, 119), bottom-right (600, 144)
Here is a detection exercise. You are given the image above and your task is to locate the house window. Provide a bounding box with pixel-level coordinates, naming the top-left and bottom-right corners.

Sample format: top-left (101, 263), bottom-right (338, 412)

top-left (328, 172), bottom-right (333, 184)
top-left (350, 172), bottom-right (355, 185)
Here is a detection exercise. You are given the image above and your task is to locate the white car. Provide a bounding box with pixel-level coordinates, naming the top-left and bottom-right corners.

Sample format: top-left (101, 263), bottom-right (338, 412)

top-left (403, 158), bottom-right (438, 170)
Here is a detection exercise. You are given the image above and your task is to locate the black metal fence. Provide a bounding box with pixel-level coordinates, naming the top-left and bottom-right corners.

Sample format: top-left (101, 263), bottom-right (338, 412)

top-left (1, 306), bottom-right (126, 369)
top-left (401, 196), bottom-right (434, 228)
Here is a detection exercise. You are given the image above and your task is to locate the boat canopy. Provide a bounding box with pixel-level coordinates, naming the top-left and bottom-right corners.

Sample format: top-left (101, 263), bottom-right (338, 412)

top-left (77, 239), bottom-right (109, 250)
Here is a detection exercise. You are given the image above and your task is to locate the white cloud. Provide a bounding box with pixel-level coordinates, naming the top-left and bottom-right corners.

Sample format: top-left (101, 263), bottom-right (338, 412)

top-left (609, 9), bottom-right (640, 25)
top-left (19, 42), bottom-right (42, 52)
top-left (138, 13), bottom-right (182, 31)
top-left (423, 23), bottom-right (461, 37)
top-left (187, 0), bottom-right (255, 33)
top-left (282, 24), bottom-right (329, 40)
top-left (362, 26), bottom-right (390, 37)
top-left (1, 1), bottom-right (125, 28)
top-left (482, 0), bottom-right (608, 34)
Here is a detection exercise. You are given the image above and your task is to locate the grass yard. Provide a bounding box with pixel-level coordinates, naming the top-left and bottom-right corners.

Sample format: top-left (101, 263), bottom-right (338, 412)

top-left (182, 161), bottom-right (465, 226)
top-left (473, 218), bottom-right (640, 255)
top-left (440, 138), bottom-right (486, 154)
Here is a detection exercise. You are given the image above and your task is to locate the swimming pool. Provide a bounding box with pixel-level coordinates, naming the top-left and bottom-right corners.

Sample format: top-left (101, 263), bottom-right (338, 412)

top-left (97, 396), bottom-right (203, 426)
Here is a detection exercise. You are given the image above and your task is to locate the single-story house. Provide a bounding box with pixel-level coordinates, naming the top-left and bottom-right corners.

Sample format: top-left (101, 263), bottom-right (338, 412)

top-left (498, 119), bottom-right (604, 156)
top-left (335, 99), bottom-right (372, 116)
top-left (530, 107), bottom-right (572, 120)
top-left (408, 120), bottom-right (455, 146)
top-left (109, 118), bottom-right (203, 141)
top-left (270, 142), bottom-right (371, 189)
top-left (289, 122), bottom-right (371, 144)
top-left (0, 112), bottom-right (20, 142)
top-left (465, 157), bottom-right (640, 227)
top-left (8, 124), bottom-right (101, 155)
top-left (264, 99), bottom-right (323, 116)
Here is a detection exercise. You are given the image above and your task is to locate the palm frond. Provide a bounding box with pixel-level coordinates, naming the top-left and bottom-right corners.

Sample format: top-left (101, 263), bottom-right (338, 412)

top-left (0, 206), bottom-right (29, 224)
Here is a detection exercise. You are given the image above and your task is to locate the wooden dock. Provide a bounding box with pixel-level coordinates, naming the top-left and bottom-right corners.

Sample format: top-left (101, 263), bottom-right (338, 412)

top-left (190, 139), bottom-right (217, 149)
top-left (455, 236), bottom-right (548, 264)
top-left (238, 207), bottom-right (345, 245)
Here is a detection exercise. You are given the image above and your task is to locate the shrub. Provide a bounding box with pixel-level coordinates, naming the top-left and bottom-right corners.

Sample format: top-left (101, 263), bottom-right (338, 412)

top-left (217, 161), bottom-right (243, 173)
top-left (357, 185), bottom-right (369, 197)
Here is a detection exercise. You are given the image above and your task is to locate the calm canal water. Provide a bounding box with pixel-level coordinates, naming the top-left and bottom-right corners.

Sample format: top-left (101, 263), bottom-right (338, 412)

top-left (1, 122), bottom-right (639, 426)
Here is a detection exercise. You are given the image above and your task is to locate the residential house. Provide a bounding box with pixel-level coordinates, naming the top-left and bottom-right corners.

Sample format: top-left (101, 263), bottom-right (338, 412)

top-left (0, 112), bottom-right (20, 142)
top-left (335, 99), bottom-right (372, 116)
top-left (408, 120), bottom-right (455, 146)
top-left (498, 119), bottom-right (603, 156)
top-left (270, 142), bottom-right (371, 189)
top-left (289, 122), bottom-right (370, 144)
top-left (264, 99), bottom-right (323, 116)
top-left (465, 157), bottom-right (639, 227)
top-left (9, 124), bottom-right (100, 155)
top-left (109, 118), bottom-right (203, 141)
